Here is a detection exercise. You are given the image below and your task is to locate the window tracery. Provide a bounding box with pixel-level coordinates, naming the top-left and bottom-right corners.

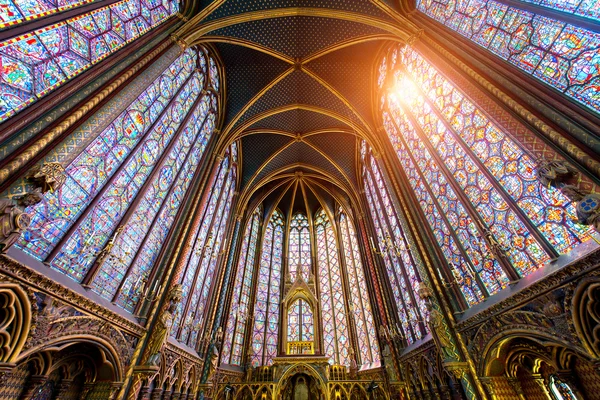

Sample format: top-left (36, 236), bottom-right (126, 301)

top-left (289, 212), bottom-right (311, 281)
top-left (417, 0), bottom-right (600, 113)
top-left (315, 208), bottom-right (350, 365)
top-left (17, 47), bottom-right (218, 314)
top-left (251, 209), bottom-right (284, 367)
top-left (222, 206), bottom-right (262, 366)
top-left (339, 210), bottom-right (380, 368)
top-left (362, 142), bottom-right (427, 344)
top-left (0, 0), bottom-right (180, 123)
top-left (171, 143), bottom-right (237, 348)
top-left (379, 43), bottom-right (595, 306)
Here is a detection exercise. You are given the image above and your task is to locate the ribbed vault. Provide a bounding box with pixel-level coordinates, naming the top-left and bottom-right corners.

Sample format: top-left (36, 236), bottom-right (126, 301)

top-left (173, 0), bottom-right (421, 208)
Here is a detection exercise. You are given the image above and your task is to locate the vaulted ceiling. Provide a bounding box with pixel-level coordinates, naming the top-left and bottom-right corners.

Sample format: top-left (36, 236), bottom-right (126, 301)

top-left (175, 0), bottom-right (420, 218)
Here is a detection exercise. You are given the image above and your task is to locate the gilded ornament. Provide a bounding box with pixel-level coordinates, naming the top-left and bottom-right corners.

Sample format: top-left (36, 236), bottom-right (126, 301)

top-left (536, 159), bottom-right (578, 188)
top-left (146, 284), bottom-right (183, 366)
top-left (25, 162), bottom-right (66, 193)
top-left (0, 191), bottom-right (43, 253)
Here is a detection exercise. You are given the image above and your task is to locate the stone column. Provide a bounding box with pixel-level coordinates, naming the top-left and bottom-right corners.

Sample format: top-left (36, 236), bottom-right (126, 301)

top-left (56, 379), bottom-right (74, 398)
top-left (20, 374), bottom-right (49, 399)
top-left (150, 387), bottom-right (164, 400)
top-left (507, 377), bottom-right (526, 400)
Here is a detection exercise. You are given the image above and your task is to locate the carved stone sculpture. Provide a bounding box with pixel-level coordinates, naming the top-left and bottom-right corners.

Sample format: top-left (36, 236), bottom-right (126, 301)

top-left (536, 159), bottom-right (578, 188)
top-left (382, 344), bottom-right (397, 381)
top-left (575, 193), bottom-right (600, 230)
top-left (0, 191), bottom-right (43, 253)
top-left (26, 162), bottom-right (66, 193)
top-left (426, 302), bottom-right (455, 361)
top-left (146, 284), bottom-right (183, 366)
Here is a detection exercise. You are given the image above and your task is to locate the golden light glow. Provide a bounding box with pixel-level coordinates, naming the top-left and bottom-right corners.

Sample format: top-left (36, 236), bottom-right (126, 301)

top-left (389, 74), bottom-right (418, 105)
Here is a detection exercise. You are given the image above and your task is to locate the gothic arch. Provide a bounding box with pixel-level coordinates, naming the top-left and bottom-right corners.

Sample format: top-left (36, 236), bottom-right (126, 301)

top-left (0, 282), bottom-right (32, 364)
top-left (572, 277), bottom-right (600, 358)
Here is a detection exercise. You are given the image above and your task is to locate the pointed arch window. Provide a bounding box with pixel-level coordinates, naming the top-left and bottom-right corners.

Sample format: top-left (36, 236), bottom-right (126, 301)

top-left (361, 143), bottom-right (427, 344)
top-left (339, 210), bottom-right (380, 368)
top-left (287, 299), bottom-right (314, 342)
top-left (416, 0), bottom-right (600, 113)
top-left (0, 0), bottom-right (180, 124)
top-left (222, 206), bottom-right (262, 366)
top-left (17, 47), bottom-right (219, 313)
top-left (315, 208), bottom-right (350, 365)
top-left (251, 209), bottom-right (284, 366)
top-left (171, 143), bottom-right (237, 348)
top-left (379, 44), bottom-right (595, 307)
top-left (289, 212), bottom-right (311, 281)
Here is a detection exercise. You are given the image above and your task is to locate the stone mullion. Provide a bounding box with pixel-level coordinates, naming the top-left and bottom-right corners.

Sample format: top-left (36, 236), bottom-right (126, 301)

top-left (44, 64), bottom-right (198, 265)
top-left (412, 21), bottom-right (600, 181)
top-left (178, 166), bottom-right (232, 343)
top-left (398, 97), bottom-right (520, 282)
top-left (363, 166), bottom-right (414, 342)
top-left (198, 190), bottom-right (242, 354)
top-left (408, 63), bottom-right (559, 260)
top-left (241, 213), bottom-right (265, 367)
top-left (171, 160), bottom-right (227, 340)
top-left (222, 213), bottom-right (252, 365)
top-left (383, 105), bottom-right (489, 304)
top-left (0, 22), bottom-right (180, 189)
top-left (82, 84), bottom-right (209, 289)
top-left (335, 215), bottom-right (365, 366)
top-left (109, 109), bottom-right (213, 302)
top-left (367, 161), bottom-right (423, 339)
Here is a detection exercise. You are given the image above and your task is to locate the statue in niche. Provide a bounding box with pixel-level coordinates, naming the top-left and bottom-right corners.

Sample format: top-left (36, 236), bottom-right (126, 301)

top-left (208, 327), bottom-right (223, 381)
top-left (0, 190), bottom-right (43, 253)
top-left (146, 284), bottom-right (183, 366)
top-left (381, 343), bottom-right (397, 381)
top-left (426, 301), bottom-right (455, 360)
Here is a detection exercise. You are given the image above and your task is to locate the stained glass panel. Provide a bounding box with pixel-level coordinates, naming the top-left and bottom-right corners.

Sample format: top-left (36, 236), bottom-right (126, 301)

top-left (315, 209), bottom-right (349, 366)
top-left (251, 210), bottom-right (284, 367)
top-left (222, 208), bottom-right (262, 366)
top-left (398, 46), bottom-right (593, 255)
top-left (18, 49), bottom-right (196, 269)
top-left (287, 299), bottom-right (314, 342)
top-left (339, 211), bottom-right (380, 368)
top-left (170, 146), bottom-right (236, 347)
top-left (50, 71), bottom-right (203, 282)
top-left (417, 0), bottom-right (600, 113)
top-left (289, 212), bottom-right (310, 281)
top-left (0, 0), bottom-right (178, 123)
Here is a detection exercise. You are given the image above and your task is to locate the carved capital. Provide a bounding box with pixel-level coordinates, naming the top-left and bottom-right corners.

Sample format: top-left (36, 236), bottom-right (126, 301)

top-left (507, 377), bottom-right (524, 395)
top-left (443, 361), bottom-right (469, 381)
top-left (479, 377), bottom-right (496, 396)
top-left (26, 162), bottom-right (66, 193)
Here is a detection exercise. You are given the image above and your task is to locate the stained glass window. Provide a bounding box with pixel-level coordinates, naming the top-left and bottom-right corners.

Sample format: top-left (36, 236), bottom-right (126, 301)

top-left (289, 212), bottom-right (311, 281)
top-left (519, 0), bottom-right (599, 21)
top-left (379, 43), bottom-right (594, 306)
top-left (251, 209), bottom-right (284, 366)
top-left (417, 0), bottom-right (600, 113)
top-left (315, 209), bottom-right (350, 365)
top-left (287, 299), bottom-right (314, 342)
top-left (222, 207), bottom-right (262, 366)
top-left (0, 0), bottom-right (179, 124)
top-left (339, 210), bottom-right (380, 368)
top-left (361, 143), bottom-right (427, 344)
top-left (171, 144), bottom-right (237, 348)
top-left (18, 47), bottom-right (203, 271)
